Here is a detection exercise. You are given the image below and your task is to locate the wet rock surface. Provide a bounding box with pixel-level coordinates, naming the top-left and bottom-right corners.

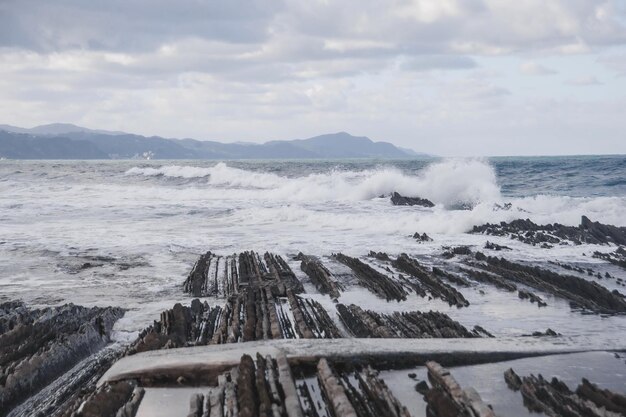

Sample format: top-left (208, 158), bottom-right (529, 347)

top-left (594, 246), bottom-right (626, 270)
top-left (424, 361), bottom-right (496, 417)
top-left (183, 251), bottom-right (304, 298)
top-left (0, 301), bottom-right (124, 417)
top-left (334, 253), bottom-right (409, 301)
top-left (9, 245), bottom-right (626, 416)
top-left (392, 254), bottom-right (469, 307)
top-left (504, 368), bottom-right (626, 417)
top-left (296, 253), bottom-right (343, 299)
top-left (471, 216), bottom-right (626, 247)
top-left (131, 294), bottom-right (342, 353)
top-left (336, 303), bottom-right (482, 338)
top-left (468, 252), bottom-right (626, 314)
top-left (60, 380), bottom-right (144, 417)
top-left (390, 192), bottom-right (435, 207)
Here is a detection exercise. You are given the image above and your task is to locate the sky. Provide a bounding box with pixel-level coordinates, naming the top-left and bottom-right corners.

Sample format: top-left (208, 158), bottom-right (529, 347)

top-left (1, 0), bottom-right (626, 156)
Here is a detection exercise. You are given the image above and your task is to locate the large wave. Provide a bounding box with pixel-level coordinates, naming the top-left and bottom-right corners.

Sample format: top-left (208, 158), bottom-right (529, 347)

top-left (125, 159), bottom-right (502, 207)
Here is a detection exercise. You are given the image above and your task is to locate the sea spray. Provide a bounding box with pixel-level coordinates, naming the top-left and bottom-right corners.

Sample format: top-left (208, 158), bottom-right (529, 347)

top-left (125, 159), bottom-right (502, 207)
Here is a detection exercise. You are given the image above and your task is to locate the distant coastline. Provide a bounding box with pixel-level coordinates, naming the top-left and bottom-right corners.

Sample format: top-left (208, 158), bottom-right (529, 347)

top-left (0, 123), bottom-right (430, 160)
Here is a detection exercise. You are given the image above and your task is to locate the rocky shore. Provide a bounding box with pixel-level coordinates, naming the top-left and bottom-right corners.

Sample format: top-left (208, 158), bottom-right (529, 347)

top-left (471, 216), bottom-right (626, 248)
top-left (0, 302), bottom-right (124, 416)
top-left (3, 224), bottom-right (626, 416)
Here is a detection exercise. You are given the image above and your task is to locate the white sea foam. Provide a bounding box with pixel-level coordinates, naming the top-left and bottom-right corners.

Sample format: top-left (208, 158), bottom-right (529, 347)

top-left (126, 159), bottom-right (502, 207)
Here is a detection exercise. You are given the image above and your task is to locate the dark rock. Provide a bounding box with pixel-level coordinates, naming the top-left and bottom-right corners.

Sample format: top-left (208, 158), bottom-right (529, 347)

top-left (368, 250), bottom-right (392, 261)
top-left (576, 378), bottom-right (626, 415)
top-left (413, 232), bottom-right (433, 242)
top-left (393, 254), bottom-right (469, 307)
top-left (336, 303), bottom-right (482, 339)
top-left (415, 380), bottom-right (430, 395)
top-left (461, 267), bottom-right (517, 292)
top-left (484, 241), bottom-right (511, 251)
top-left (470, 255), bottom-right (626, 314)
top-left (511, 371), bottom-right (626, 417)
top-left (334, 253), bottom-right (408, 301)
top-left (0, 301), bottom-right (124, 416)
top-left (390, 192), bottom-right (434, 207)
top-left (472, 325), bottom-right (495, 338)
top-left (593, 246), bottom-right (626, 270)
top-left (523, 328), bottom-right (561, 337)
top-left (471, 216), bottom-right (626, 247)
top-left (503, 368), bottom-right (522, 391)
top-left (425, 361), bottom-right (496, 417)
top-left (518, 289), bottom-right (547, 307)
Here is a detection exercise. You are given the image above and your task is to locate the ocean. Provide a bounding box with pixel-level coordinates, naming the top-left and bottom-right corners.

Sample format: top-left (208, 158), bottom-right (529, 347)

top-left (1, 155), bottom-right (625, 341)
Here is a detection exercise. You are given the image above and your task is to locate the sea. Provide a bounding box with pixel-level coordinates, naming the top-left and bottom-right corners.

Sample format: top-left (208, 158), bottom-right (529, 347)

top-left (1, 155), bottom-right (625, 342)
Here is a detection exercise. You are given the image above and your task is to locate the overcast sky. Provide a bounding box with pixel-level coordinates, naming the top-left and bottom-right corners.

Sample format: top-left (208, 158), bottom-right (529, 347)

top-left (1, 0), bottom-right (626, 156)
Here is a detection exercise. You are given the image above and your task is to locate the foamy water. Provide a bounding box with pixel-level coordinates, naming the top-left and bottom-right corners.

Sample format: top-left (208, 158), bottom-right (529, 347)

top-left (1, 156), bottom-right (625, 337)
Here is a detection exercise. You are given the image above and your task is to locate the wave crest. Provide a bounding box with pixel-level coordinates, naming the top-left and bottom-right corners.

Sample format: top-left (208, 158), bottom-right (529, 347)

top-left (125, 159), bottom-right (501, 207)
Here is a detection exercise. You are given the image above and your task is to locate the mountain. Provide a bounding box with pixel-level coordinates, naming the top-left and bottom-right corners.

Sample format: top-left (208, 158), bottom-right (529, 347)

top-left (0, 124), bottom-right (429, 160)
top-left (0, 123), bottom-right (125, 136)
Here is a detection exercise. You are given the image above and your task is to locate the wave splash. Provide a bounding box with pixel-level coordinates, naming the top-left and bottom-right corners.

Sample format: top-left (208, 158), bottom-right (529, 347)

top-left (125, 159), bottom-right (502, 207)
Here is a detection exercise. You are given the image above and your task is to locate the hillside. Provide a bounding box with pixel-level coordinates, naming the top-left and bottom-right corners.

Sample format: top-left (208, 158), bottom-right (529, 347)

top-left (0, 124), bottom-right (429, 159)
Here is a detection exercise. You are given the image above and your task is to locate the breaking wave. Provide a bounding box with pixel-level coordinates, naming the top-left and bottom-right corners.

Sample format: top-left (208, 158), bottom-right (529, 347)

top-left (125, 159), bottom-right (502, 207)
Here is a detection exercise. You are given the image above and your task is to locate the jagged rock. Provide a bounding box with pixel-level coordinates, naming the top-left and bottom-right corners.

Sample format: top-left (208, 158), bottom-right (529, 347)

top-left (507, 370), bottom-right (626, 417)
top-left (518, 289), bottom-right (547, 307)
top-left (368, 250), bottom-right (392, 261)
top-left (461, 267), bottom-right (517, 292)
top-left (432, 267), bottom-right (471, 287)
top-left (413, 232), bottom-right (433, 242)
top-left (297, 253), bottom-right (343, 299)
top-left (484, 241), bottom-right (511, 251)
top-left (470, 255), bottom-right (626, 314)
top-left (442, 246), bottom-right (472, 258)
top-left (472, 325), bottom-right (494, 338)
top-left (503, 368), bottom-right (522, 391)
top-left (62, 381), bottom-right (144, 417)
top-left (576, 378), bottom-right (626, 415)
top-left (131, 291), bottom-right (342, 354)
top-left (336, 303), bottom-right (481, 339)
top-left (522, 328), bottom-right (561, 337)
top-left (425, 361), bottom-right (496, 417)
top-left (415, 380), bottom-right (430, 395)
top-left (390, 192), bottom-right (435, 207)
top-left (471, 216), bottom-right (626, 247)
top-left (183, 251), bottom-right (304, 298)
top-left (393, 254), bottom-right (469, 307)
top-left (334, 253), bottom-right (408, 301)
top-left (317, 358), bottom-right (358, 417)
top-left (0, 301), bottom-right (124, 416)
top-left (593, 246), bottom-right (626, 270)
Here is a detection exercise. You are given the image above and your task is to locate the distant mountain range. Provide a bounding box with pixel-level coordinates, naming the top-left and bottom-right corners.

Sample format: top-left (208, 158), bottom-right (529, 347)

top-left (0, 123), bottom-right (430, 160)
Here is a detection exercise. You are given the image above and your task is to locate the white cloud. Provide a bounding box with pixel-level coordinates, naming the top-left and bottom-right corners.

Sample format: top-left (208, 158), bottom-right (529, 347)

top-left (566, 75), bottom-right (603, 85)
top-left (0, 0), bottom-right (626, 155)
top-left (520, 61), bottom-right (558, 75)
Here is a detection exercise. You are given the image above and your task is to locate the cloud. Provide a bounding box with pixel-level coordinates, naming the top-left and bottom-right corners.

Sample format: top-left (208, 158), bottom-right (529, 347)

top-left (1, 0), bottom-right (626, 155)
top-left (520, 61), bottom-right (558, 75)
top-left (566, 75), bottom-right (603, 85)
top-left (598, 53), bottom-right (626, 75)
top-left (401, 55), bottom-right (477, 71)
